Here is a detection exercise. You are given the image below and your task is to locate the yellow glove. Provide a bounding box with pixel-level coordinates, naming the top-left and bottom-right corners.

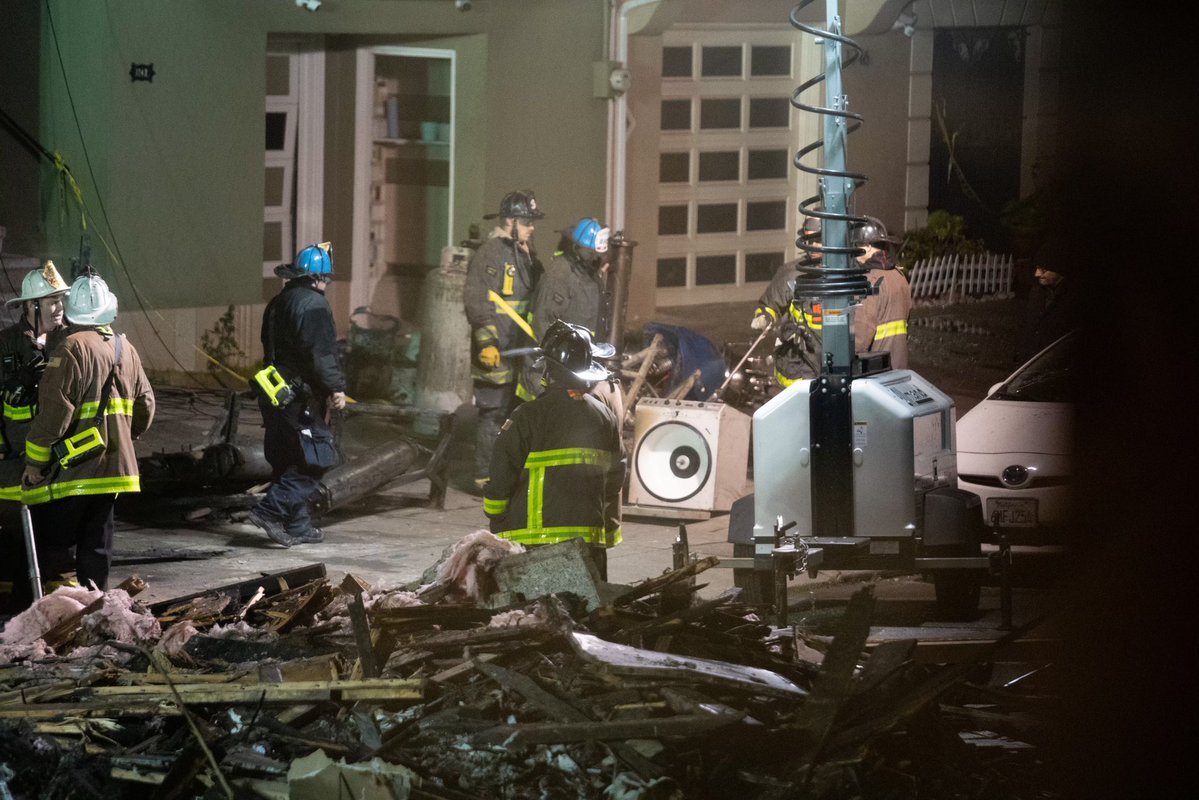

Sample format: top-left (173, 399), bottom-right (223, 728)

top-left (478, 346), bottom-right (501, 368)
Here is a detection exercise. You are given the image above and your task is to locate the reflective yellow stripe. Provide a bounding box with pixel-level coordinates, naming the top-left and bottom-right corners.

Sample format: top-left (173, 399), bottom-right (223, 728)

top-left (484, 497), bottom-right (509, 515)
top-left (875, 320), bottom-right (908, 340)
top-left (520, 448), bottom-right (613, 533)
top-left (528, 465), bottom-right (545, 529)
top-left (488, 290), bottom-right (535, 341)
top-left (25, 440), bottom-right (51, 463)
top-left (756, 306), bottom-right (778, 320)
top-left (76, 398), bottom-right (134, 419)
top-left (515, 382), bottom-right (536, 402)
top-left (775, 369), bottom-right (815, 388)
top-left (3, 402), bottom-right (33, 421)
top-left (0, 485), bottom-right (20, 501)
top-left (22, 475), bottom-right (140, 505)
top-left (788, 304), bottom-right (822, 329)
top-left (474, 324), bottom-right (499, 346)
top-left (524, 448), bottom-right (612, 470)
top-left (495, 527), bottom-right (622, 547)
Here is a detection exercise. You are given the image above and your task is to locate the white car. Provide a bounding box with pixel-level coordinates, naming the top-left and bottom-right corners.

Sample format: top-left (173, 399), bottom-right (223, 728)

top-left (956, 332), bottom-right (1075, 560)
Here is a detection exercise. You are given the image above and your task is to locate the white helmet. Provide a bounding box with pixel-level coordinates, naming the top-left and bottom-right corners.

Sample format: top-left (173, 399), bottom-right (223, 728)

top-left (65, 273), bottom-right (118, 326)
top-left (5, 261), bottom-right (70, 308)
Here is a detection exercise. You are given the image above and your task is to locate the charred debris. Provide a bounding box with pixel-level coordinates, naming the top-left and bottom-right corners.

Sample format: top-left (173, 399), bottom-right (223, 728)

top-left (0, 535), bottom-right (1056, 799)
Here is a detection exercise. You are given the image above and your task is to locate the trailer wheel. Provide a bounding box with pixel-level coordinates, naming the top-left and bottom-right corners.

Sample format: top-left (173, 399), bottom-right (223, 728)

top-left (933, 571), bottom-right (981, 620)
top-left (732, 543), bottom-right (773, 605)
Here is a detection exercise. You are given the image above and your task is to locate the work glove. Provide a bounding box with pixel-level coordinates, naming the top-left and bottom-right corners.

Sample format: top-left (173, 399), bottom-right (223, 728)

top-left (478, 346), bottom-right (501, 369)
top-left (750, 313), bottom-right (772, 331)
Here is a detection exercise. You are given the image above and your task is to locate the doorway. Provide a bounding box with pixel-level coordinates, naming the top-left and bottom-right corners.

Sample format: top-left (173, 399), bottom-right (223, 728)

top-left (353, 47), bottom-right (455, 324)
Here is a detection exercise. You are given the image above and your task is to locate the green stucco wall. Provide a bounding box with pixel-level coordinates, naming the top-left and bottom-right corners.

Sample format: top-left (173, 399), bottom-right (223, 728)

top-left (33, 0), bottom-right (608, 310)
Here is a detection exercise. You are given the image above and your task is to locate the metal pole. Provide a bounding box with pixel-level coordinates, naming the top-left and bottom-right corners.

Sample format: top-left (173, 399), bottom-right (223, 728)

top-left (605, 234), bottom-right (636, 360)
top-left (22, 504), bottom-right (43, 601)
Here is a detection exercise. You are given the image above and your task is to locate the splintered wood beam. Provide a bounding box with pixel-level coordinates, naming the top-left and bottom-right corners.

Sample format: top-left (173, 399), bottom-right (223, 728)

top-left (147, 564), bottom-right (327, 617)
top-left (1, 679), bottom-right (425, 717)
top-left (471, 710), bottom-right (743, 746)
top-left (608, 556), bottom-right (720, 605)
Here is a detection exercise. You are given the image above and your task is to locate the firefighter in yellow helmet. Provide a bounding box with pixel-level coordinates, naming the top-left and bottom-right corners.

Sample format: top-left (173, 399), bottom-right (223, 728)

top-left (16, 271), bottom-right (155, 608)
top-left (0, 261), bottom-right (71, 609)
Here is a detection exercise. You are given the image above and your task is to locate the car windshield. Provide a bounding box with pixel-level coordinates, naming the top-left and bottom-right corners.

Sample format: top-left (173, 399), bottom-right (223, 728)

top-left (990, 332), bottom-right (1076, 402)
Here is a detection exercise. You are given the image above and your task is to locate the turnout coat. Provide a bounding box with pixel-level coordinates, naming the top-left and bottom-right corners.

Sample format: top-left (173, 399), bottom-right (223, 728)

top-left (483, 386), bottom-right (624, 548)
top-left (22, 326), bottom-right (155, 504)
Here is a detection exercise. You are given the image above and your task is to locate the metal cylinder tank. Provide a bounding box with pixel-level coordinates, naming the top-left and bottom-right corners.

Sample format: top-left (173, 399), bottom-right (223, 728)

top-left (414, 245), bottom-right (473, 420)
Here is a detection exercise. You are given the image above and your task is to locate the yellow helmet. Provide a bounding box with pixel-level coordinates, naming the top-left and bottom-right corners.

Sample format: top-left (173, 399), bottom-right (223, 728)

top-left (5, 261), bottom-right (70, 308)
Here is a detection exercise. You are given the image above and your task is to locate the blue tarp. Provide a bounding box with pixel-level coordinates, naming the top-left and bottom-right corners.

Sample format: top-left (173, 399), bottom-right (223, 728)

top-left (643, 322), bottom-right (726, 402)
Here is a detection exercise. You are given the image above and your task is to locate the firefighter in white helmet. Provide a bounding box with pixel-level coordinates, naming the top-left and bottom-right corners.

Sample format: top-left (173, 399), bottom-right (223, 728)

top-left (16, 271), bottom-right (155, 608)
top-left (0, 261), bottom-right (72, 609)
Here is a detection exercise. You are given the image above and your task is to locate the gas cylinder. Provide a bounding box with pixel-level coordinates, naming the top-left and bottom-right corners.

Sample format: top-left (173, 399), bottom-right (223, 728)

top-left (414, 245), bottom-right (472, 424)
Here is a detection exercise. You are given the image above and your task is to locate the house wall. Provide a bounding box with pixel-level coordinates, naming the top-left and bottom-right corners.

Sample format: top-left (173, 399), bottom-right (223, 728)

top-left (28, 0), bottom-right (608, 374)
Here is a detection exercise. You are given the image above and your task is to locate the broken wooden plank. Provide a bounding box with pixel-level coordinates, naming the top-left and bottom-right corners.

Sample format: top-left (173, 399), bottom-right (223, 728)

top-left (472, 710), bottom-right (743, 746)
top-left (609, 556), bottom-right (720, 605)
top-left (570, 631), bottom-right (806, 698)
top-left (340, 573), bottom-right (380, 678)
top-left (147, 564), bottom-right (327, 617)
top-left (76, 678), bottom-right (424, 705)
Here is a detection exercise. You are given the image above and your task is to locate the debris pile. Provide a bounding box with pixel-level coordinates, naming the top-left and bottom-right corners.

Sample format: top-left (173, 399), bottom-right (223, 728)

top-left (0, 535), bottom-right (1055, 799)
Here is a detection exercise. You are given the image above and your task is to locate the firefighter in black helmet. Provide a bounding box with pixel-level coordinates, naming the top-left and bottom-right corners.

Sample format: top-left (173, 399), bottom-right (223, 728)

top-left (483, 320), bottom-right (624, 579)
top-left (463, 189), bottom-right (545, 490)
top-left (750, 216), bottom-right (825, 386)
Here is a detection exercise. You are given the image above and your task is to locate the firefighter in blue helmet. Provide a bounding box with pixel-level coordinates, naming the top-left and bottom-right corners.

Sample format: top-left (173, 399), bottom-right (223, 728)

top-left (483, 320), bottom-right (624, 580)
top-left (463, 190), bottom-right (545, 490)
top-left (247, 242), bottom-right (347, 547)
top-left (524, 216), bottom-right (614, 400)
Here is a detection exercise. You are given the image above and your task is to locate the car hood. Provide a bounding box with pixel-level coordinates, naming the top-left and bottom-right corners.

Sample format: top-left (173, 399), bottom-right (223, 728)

top-left (956, 399), bottom-right (1073, 456)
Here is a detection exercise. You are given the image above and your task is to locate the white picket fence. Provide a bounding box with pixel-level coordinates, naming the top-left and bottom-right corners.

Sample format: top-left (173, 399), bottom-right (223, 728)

top-left (907, 252), bottom-right (1014, 304)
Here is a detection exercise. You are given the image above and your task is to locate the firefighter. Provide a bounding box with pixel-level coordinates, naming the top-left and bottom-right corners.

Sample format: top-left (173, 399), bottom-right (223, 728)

top-left (483, 320), bottom-right (624, 580)
top-left (19, 272), bottom-right (155, 604)
top-left (750, 217), bottom-right (825, 386)
top-left (525, 217), bottom-right (622, 417)
top-left (247, 243), bottom-right (347, 547)
top-left (463, 189), bottom-right (544, 490)
top-left (0, 261), bottom-right (72, 607)
top-left (851, 216), bottom-right (912, 368)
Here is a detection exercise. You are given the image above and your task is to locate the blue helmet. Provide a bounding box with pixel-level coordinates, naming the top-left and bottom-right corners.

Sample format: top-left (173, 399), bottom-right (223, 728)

top-left (570, 218), bottom-right (610, 254)
top-left (293, 242), bottom-right (333, 277)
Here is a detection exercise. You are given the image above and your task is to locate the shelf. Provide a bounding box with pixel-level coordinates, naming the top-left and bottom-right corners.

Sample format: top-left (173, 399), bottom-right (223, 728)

top-left (375, 138), bottom-right (449, 147)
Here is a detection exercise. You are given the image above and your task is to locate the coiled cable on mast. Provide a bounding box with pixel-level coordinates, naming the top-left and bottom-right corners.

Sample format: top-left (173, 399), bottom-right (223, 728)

top-left (788, 0), bottom-right (871, 300)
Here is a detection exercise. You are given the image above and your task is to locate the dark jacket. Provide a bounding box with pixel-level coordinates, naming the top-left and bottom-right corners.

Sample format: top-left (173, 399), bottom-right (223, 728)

top-left (463, 232), bottom-right (539, 385)
top-left (23, 326), bottom-right (155, 504)
top-left (262, 279), bottom-right (346, 405)
top-left (754, 258), bottom-right (822, 385)
top-left (853, 253), bottom-right (912, 369)
top-left (0, 321), bottom-right (67, 473)
top-left (483, 386), bottom-right (624, 548)
top-left (532, 251), bottom-right (605, 340)
top-left (1020, 280), bottom-right (1075, 362)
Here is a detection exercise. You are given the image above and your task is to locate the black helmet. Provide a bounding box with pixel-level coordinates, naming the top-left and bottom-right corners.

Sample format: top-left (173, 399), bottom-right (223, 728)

top-left (483, 189), bottom-right (545, 220)
top-left (850, 215), bottom-right (897, 246)
top-left (539, 320), bottom-right (612, 389)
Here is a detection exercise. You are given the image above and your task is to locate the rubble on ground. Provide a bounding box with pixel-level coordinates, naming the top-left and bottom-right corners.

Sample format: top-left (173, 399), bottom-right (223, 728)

top-left (0, 534), bottom-right (1055, 799)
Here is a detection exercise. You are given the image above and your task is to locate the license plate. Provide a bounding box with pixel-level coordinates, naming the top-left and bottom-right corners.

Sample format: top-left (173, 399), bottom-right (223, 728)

top-left (986, 498), bottom-right (1037, 528)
